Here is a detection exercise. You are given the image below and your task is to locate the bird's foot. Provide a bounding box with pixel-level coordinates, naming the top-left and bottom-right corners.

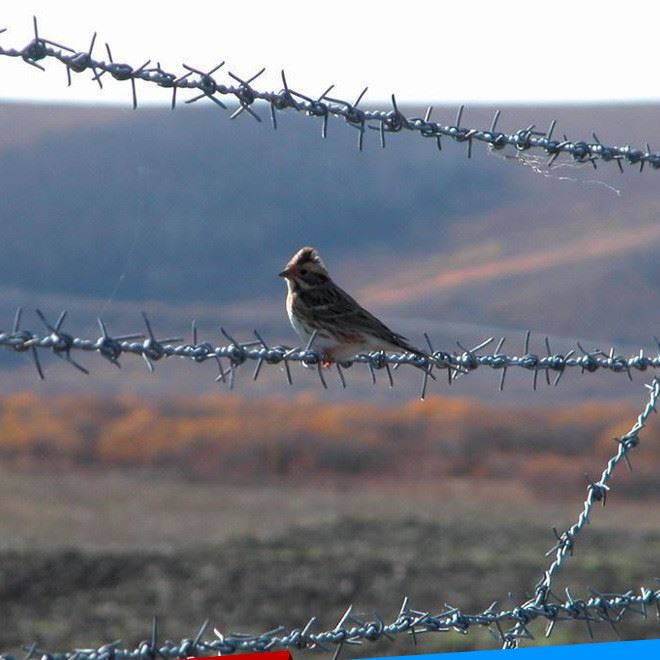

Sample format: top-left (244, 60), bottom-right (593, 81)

top-left (321, 352), bottom-right (334, 368)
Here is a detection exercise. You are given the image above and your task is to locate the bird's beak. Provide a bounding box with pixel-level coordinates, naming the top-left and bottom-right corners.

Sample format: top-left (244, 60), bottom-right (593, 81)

top-left (278, 265), bottom-right (296, 279)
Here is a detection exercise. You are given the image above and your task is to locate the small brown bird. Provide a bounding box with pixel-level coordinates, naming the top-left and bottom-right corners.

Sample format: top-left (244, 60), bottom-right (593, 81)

top-left (279, 246), bottom-right (430, 365)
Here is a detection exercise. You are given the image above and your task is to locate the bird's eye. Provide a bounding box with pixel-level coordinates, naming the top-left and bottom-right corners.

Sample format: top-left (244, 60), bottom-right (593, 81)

top-left (299, 268), bottom-right (307, 276)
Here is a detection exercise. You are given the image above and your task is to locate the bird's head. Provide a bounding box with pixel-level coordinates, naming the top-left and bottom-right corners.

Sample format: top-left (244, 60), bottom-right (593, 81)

top-left (279, 246), bottom-right (329, 289)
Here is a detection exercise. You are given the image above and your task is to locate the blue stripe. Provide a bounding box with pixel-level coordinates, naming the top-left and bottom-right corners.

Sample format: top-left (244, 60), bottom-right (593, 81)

top-left (364, 638), bottom-right (660, 659)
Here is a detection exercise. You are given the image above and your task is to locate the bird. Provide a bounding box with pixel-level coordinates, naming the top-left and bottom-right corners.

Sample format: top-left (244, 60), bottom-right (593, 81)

top-left (278, 246), bottom-right (431, 366)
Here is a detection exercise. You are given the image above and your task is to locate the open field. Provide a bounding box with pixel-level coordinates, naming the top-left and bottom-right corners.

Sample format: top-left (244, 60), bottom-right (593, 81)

top-left (1, 468), bottom-right (659, 655)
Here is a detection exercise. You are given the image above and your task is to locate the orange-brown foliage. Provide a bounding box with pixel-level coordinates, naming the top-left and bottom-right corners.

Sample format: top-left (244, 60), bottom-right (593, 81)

top-left (0, 392), bottom-right (657, 497)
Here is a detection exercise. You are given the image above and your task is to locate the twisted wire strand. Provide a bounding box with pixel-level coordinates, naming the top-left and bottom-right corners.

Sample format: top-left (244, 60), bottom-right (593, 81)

top-left (501, 376), bottom-right (660, 648)
top-left (1, 18), bottom-right (659, 170)
top-left (2, 310), bottom-right (659, 397)
top-left (3, 585), bottom-right (660, 660)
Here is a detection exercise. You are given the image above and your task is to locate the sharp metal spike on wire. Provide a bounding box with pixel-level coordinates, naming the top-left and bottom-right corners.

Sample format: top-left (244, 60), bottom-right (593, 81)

top-left (303, 83), bottom-right (335, 139)
top-left (490, 109), bottom-right (501, 133)
top-left (171, 70), bottom-right (191, 109)
top-left (8, 307), bottom-right (44, 379)
top-left (12, 306), bottom-right (23, 334)
top-left (336, 362), bottom-right (346, 388)
top-left (281, 350), bottom-right (293, 385)
top-left (330, 640), bottom-right (343, 660)
top-left (419, 332), bottom-right (437, 399)
top-left (316, 361), bottom-right (328, 389)
top-left (131, 60), bottom-right (150, 109)
top-left (300, 615), bottom-right (317, 641)
top-left (455, 104), bottom-right (464, 128)
top-left (193, 619), bottom-right (209, 649)
top-left (354, 86), bottom-right (368, 107)
top-left (493, 335), bottom-right (508, 390)
top-left (96, 317), bottom-right (121, 368)
top-left (553, 349), bottom-right (574, 387)
top-left (367, 361), bottom-right (377, 385)
top-left (384, 356), bottom-right (394, 388)
top-left (35, 308), bottom-right (89, 374)
top-left (422, 105), bottom-right (442, 151)
top-left (251, 329), bottom-right (269, 381)
top-left (543, 336), bottom-right (553, 386)
top-left (22, 642), bottom-right (37, 660)
top-left (228, 68), bottom-right (265, 122)
top-left (219, 327), bottom-right (243, 390)
top-left (279, 70), bottom-right (300, 110)
top-left (269, 100), bottom-right (278, 130)
top-left (151, 615), bottom-right (159, 654)
top-left (499, 366), bottom-right (508, 391)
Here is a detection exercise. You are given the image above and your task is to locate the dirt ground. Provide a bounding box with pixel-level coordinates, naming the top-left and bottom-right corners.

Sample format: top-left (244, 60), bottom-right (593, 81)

top-left (1, 468), bottom-right (659, 655)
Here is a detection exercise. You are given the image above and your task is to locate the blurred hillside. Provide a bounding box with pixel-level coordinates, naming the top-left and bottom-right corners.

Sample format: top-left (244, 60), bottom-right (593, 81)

top-left (0, 101), bottom-right (659, 400)
top-left (2, 101), bottom-right (660, 656)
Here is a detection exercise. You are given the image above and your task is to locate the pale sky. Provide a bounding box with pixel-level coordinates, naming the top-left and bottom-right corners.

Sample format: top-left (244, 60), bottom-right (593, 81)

top-left (1, 1), bottom-right (659, 106)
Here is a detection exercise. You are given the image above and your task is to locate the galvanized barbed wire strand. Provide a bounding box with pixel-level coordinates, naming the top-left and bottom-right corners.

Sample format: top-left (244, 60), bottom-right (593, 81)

top-left (501, 376), bottom-right (660, 649)
top-left (2, 309), bottom-right (660, 395)
top-left (1, 17), bottom-right (660, 171)
top-left (3, 586), bottom-right (659, 660)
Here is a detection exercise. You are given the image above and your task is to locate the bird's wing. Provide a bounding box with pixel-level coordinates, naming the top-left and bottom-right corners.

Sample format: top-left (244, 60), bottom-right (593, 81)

top-left (299, 283), bottom-right (417, 351)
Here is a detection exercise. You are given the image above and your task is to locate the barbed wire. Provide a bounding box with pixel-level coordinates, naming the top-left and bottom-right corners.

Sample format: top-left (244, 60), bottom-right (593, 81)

top-left (1, 17), bottom-right (660, 171)
top-left (501, 375), bottom-right (660, 648)
top-left (2, 377), bottom-right (658, 659)
top-left (2, 16), bottom-right (660, 656)
top-left (3, 586), bottom-right (660, 660)
top-left (2, 309), bottom-right (659, 398)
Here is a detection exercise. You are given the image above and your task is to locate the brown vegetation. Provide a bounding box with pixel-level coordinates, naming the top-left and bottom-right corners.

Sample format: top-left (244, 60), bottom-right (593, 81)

top-left (0, 392), bottom-right (658, 498)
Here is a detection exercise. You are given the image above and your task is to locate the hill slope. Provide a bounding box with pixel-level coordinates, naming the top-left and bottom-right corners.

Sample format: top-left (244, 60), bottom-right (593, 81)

top-left (0, 101), bottom-right (658, 397)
